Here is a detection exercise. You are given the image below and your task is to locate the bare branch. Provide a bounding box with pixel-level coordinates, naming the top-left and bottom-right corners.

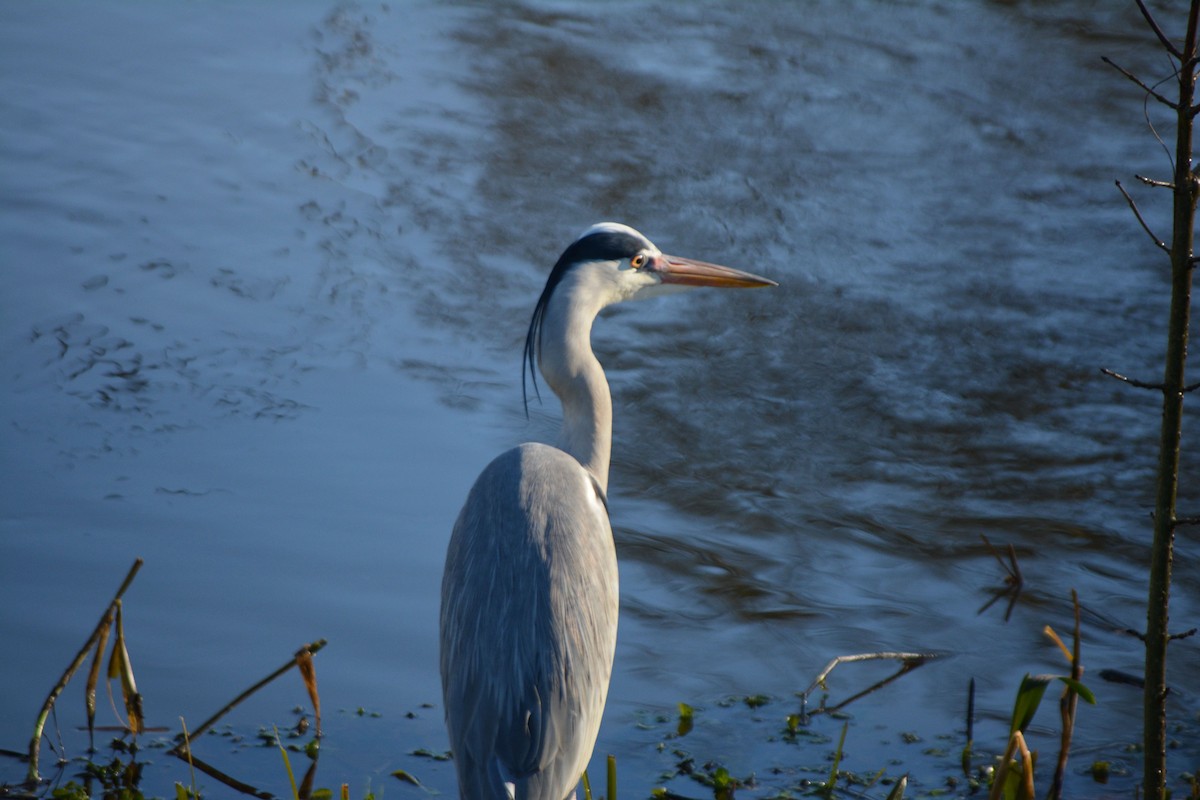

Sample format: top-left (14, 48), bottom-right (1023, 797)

top-left (977, 534), bottom-right (1024, 621)
top-left (800, 651), bottom-right (940, 698)
top-left (1169, 627), bottom-right (1198, 641)
top-left (1137, 173), bottom-right (1175, 189)
top-left (1102, 56), bottom-right (1181, 108)
top-left (795, 651), bottom-right (940, 723)
top-left (980, 534), bottom-right (1021, 583)
top-left (1174, 515), bottom-right (1200, 526)
top-left (1101, 367), bottom-right (1165, 391)
top-left (1116, 180), bottom-right (1172, 252)
top-left (1136, 0), bottom-right (1184, 59)
top-left (168, 638), bottom-right (327, 756)
top-left (1120, 627), bottom-right (1149, 643)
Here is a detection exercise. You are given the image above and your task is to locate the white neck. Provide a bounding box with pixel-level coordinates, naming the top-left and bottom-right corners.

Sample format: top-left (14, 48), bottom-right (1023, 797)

top-left (536, 266), bottom-right (617, 494)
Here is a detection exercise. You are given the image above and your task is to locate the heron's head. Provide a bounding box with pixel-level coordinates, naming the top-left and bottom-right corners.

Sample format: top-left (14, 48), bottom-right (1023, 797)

top-left (540, 222), bottom-right (775, 304)
top-left (522, 222), bottom-right (776, 411)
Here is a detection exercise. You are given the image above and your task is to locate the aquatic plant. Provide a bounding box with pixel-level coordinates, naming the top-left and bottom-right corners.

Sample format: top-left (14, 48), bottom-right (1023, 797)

top-left (4, 558), bottom-right (328, 799)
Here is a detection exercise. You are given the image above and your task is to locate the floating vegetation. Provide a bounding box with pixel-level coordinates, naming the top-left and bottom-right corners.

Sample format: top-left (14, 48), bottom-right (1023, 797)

top-left (1, 559), bottom-right (329, 800)
top-left (406, 748), bottom-right (449, 762)
top-left (622, 595), bottom-right (1126, 800)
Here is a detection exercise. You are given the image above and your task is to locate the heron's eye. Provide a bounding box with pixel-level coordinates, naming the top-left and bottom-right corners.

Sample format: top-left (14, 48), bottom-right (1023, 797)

top-left (630, 254), bottom-right (648, 269)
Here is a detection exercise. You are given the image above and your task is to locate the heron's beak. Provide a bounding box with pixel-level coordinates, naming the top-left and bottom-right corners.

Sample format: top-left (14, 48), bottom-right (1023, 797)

top-left (657, 255), bottom-right (777, 288)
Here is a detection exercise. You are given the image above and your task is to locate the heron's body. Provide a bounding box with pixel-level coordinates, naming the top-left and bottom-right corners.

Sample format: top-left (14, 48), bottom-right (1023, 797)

top-left (440, 443), bottom-right (616, 800)
top-left (439, 223), bottom-right (773, 800)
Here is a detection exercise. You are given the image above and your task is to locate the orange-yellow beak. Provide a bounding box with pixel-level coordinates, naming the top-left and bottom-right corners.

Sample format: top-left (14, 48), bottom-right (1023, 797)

top-left (656, 255), bottom-right (777, 288)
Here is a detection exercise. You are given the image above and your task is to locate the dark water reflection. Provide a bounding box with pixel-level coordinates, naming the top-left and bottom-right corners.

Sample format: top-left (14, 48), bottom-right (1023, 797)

top-left (2, 0), bottom-right (1198, 797)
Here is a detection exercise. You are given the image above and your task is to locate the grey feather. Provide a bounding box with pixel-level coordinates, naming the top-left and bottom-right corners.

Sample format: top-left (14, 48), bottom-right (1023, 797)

top-left (440, 444), bottom-right (617, 800)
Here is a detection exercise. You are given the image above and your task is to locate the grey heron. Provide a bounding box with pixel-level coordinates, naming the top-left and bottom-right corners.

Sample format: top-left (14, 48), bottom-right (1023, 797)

top-left (439, 222), bottom-right (775, 800)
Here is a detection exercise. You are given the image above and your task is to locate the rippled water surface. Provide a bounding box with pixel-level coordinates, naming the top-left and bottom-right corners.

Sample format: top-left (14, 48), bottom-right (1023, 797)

top-left (3, 2), bottom-right (1198, 797)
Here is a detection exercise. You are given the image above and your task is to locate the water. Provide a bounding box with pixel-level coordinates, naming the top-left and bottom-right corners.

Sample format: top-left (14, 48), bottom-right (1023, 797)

top-left (2, 1), bottom-right (1197, 797)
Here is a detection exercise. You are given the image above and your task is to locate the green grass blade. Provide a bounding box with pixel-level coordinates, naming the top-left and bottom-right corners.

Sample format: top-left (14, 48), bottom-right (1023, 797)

top-left (825, 721), bottom-right (849, 792)
top-left (1010, 674), bottom-right (1052, 735)
top-left (274, 726), bottom-right (300, 800)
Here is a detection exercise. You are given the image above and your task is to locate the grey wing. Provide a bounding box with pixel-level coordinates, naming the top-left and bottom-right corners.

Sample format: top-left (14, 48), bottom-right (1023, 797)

top-left (440, 443), bottom-right (618, 800)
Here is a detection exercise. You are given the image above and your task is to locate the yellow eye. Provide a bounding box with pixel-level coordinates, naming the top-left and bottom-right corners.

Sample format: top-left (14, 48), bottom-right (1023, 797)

top-left (631, 254), bottom-right (647, 269)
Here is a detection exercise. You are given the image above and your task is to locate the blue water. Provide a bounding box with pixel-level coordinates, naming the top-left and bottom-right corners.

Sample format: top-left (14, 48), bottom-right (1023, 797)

top-left (2, 2), bottom-right (1197, 798)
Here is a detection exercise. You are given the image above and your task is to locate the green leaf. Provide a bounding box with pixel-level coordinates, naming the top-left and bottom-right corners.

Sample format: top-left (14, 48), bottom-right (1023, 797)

top-left (1009, 673), bottom-right (1053, 735)
top-left (1057, 676), bottom-right (1097, 704)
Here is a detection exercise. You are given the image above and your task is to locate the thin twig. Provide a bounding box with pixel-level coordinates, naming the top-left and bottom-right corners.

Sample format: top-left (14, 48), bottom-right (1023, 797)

top-left (169, 639), bottom-right (327, 756)
top-left (1015, 730), bottom-right (1036, 800)
top-left (1169, 627), bottom-right (1198, 640)
top-left (977, 535), bottom-right (1024, 621)
top-left (179, 751), bottom-right (274, 799)
top-left (1123, 627), bottom-right (1149, 643)
top-left (26, 558), bottom-right (144, 785)
top-left (988, 729), bottom-right (1020, 800)
top-left (1175, 515), bottom-right (1200, 526)
top-left (1101, 367), bottom-right (1164, 391)
top-left (1048, 590), bottom-right (1084, 800)
top-left (1136, 0), bottom-right (1184, 59)
top-left (809, 661), bottom-right (926, 717)
top-left (1116, 180), bottom-right (1172, 252)
top-left (1006, 543), bottom-right (1022, 585)
top-left (1102, 56), bottom-right (1181, 108)
top-left (964, 677), bottom-right (975, 761)
top-left (979, 534), bottom-right (1022, 583)
top-left (977, 585), bottom-right (1022, 621)
top-left (980, 537), bottom-right (1014, 578)
top-left (803, 651), bottom-right (937, 694)
top-left (1137, 173), bottom-right (1175, 189)
top-left (797, 651), bottom-right (940, 721)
